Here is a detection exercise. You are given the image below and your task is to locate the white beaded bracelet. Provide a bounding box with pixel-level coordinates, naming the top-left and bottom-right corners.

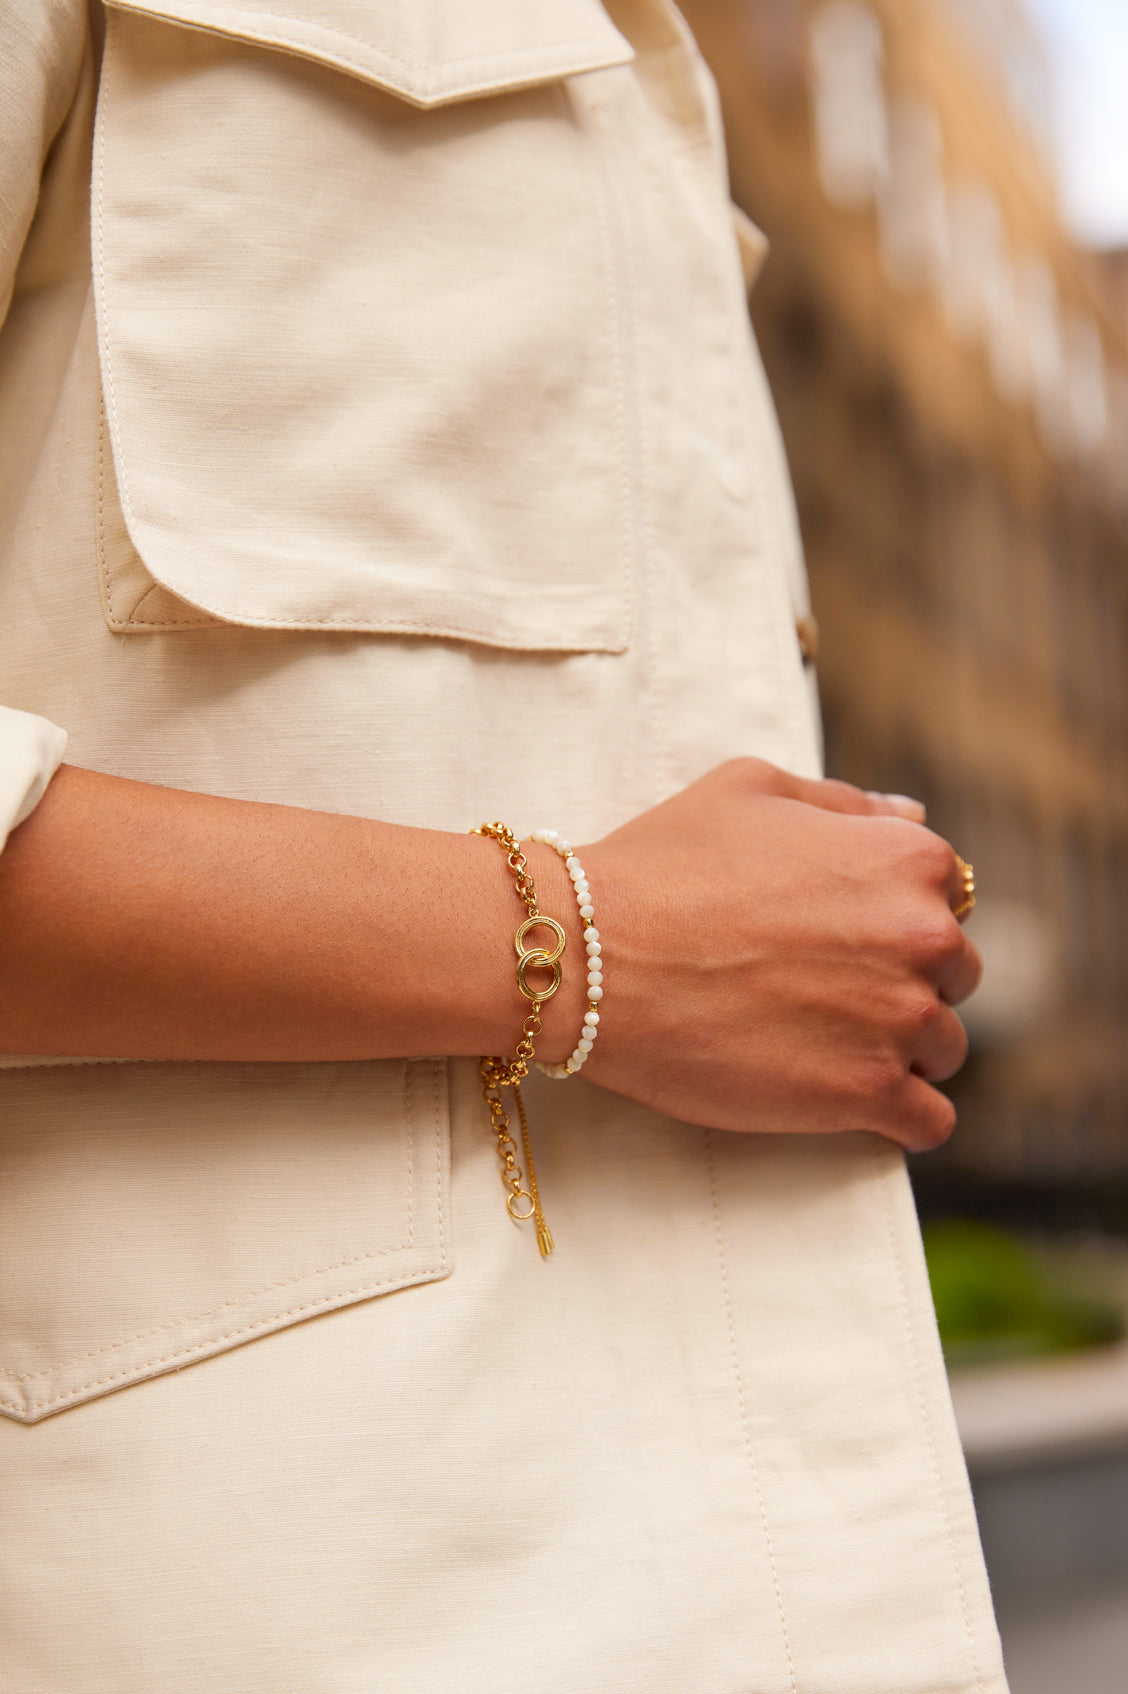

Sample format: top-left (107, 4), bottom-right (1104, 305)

top-left (528, 830), bottom-right (603, 1079)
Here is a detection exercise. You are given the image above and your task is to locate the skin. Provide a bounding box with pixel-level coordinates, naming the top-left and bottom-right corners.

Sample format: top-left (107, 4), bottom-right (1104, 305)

top-left (581, 760), bottom-right (979, 1153)
top-left (0, 756), bottom-right (979, 1151)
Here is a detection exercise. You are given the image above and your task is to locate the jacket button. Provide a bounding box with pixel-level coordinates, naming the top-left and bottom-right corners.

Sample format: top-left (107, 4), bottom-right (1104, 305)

top-left (795, 614), bottom-right (820, 665)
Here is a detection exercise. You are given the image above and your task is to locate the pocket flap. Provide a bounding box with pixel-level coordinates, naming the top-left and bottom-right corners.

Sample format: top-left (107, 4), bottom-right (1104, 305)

top-left (108, 0), bottom-right (635, 105)
top-left (94, 1), bottom-right (637, 651)
top-left (0, 1060), bottom-right (450, 1423)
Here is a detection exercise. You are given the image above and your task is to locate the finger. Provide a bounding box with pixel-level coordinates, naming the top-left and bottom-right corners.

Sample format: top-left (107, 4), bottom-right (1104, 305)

top-left (935, 929), bottom-right (982, 1007)
top-left (907, 1002), bottom-right (968, 1084)
top-left (866, 791), bottom-right (928, 823)
top-left (879, 1071), bottom-right (957, 1154)
top-left (771, 770), bottom-right (926, 822)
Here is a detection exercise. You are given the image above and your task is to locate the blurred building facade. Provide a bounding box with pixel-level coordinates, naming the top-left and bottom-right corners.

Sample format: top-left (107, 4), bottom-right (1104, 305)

top-left (679, 0), bottom-right (1128, 1203)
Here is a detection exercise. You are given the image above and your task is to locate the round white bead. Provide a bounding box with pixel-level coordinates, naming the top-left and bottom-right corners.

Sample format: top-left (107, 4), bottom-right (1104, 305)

top-left (531, 829), bottom-right (608, 1077)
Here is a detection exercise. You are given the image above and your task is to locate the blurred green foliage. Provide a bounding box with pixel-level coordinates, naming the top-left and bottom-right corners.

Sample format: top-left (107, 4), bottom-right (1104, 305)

top-left (922, 1220), bottom-right (1125, 1369)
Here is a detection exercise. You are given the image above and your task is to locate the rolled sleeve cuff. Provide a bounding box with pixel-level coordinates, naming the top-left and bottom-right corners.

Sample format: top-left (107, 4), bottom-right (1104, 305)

top-left (0, 704), bottom-right (67, 852)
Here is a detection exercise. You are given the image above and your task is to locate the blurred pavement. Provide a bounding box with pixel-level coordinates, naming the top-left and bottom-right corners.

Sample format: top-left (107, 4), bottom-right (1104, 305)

top-left (951, 1343), bottom-right (1128, 1691)
top-left (999, 1583), bottom-right (1128, 1694)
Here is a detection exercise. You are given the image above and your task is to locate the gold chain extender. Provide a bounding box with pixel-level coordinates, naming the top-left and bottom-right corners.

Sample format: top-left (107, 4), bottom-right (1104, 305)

top-left (472, 822), bottom-right (565, 1258)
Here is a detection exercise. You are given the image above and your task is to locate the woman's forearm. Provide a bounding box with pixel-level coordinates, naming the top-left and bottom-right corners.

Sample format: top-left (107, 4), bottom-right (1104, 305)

top-left (0, 758), bottom-right (983, 1157)
top-left (0, 765), bottom-right (587, 1062)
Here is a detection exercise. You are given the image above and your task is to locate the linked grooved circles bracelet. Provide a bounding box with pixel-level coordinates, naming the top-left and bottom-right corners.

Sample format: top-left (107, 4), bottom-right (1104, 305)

top-left (471, 821), bottom-right (562, 1259)
top-left (529, 830), bottom-right (604, 1080)
top-left (469, 822), bottom-right (608, 1258)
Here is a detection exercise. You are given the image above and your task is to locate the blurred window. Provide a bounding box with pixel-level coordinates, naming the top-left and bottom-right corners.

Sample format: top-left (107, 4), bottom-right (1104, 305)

top-left (935, 0), bottom-right (1055, 161)
top-left (1108, 368), bottom-right (1128, 521)
top-left (1064, 312), bottom-right (1109, 462)
top-left (1017, 257), bottom-right (1071, 457)
top-left (879, 96), bottom-right (949, 293)
top-left (1047, 505), bottom-right (1084, 723)
top-left (809, 1), bottom-right (889, 207)
top-left (1061, 827), bottom-right (1093, 992)
top-left (944, 182), bottom-right (1027, 403)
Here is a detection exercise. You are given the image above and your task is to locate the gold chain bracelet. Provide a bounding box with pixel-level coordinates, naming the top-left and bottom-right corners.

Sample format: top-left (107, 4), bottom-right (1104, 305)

top-left (472, 822), bottom-right (565, 1258)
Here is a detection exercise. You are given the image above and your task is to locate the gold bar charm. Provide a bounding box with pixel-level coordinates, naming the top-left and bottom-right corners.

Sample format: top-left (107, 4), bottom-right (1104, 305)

top-left (514, 1083), bottom-right (554, 1259)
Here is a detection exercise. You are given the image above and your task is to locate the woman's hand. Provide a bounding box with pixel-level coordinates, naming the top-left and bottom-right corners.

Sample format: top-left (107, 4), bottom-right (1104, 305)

top-left (571, 759), bottom-right (980, 1151)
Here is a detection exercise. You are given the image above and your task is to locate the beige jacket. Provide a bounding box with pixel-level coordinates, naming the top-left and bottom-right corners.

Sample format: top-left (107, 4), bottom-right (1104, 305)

top-left (0, 3), bottom-right (1007, 1689)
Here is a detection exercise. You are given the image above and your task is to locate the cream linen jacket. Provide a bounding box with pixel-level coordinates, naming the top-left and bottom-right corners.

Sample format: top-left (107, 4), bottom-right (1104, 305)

top-left (0, 3), bottom-right (1007, 1690)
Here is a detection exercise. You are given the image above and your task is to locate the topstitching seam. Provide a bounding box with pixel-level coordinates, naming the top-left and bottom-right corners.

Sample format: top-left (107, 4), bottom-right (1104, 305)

top-left (876, 1139), bottom-right (984, 1692)
top-left (561, 78), bottom-right (633, 668)
top-left (1, 1259), bottom-right (447, 1415)
top-left (403, 1058), bottom-right (415, 1248)
top-left (116, 2), bottom-right (626, 89)
top-left (95, 14), bottom-right (629, 654)
top-left (706, 1131), bottom-right (798, 1694)
top-left (4, 1246), bottom-right (410, 1387)
top-left (3, 1064), bottom-right (419, 1384)
top-left (578, 71), bottom-right (658, 803)
top-left (125, 579), bottom-right (216, 627)
top-left (2, 1075), bottom-right (450, 1414)
top-left (431, 1060), bottom-right (448, 1267)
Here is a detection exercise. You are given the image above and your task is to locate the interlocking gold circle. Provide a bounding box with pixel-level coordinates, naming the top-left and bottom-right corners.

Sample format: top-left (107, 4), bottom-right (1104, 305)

top-left (514, 915), bottom-right (566, 1004)
top-left (513, 916), bottom-right (566, 966)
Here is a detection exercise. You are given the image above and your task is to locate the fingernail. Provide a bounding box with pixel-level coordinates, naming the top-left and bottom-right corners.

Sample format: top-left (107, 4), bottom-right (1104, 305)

top-left (870, 791), bottom-right (927, 821)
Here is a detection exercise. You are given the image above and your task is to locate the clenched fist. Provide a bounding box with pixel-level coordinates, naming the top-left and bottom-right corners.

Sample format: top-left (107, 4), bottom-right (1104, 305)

top-left (572, 759), bottom-right (981, 1151)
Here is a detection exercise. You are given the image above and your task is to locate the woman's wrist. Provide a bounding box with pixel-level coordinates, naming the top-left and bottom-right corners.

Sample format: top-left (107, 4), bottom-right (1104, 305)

top-left (426, 829), bottom-right (589, 1065)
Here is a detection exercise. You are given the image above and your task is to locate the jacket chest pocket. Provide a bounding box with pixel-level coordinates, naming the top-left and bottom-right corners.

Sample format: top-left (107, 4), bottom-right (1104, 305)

top-left (95, 0), bottom-right (636, 649)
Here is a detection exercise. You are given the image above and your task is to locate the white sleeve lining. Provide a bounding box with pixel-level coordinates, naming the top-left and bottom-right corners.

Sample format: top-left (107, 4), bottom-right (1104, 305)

top-left (0, 703), bottom-right (67, 852)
